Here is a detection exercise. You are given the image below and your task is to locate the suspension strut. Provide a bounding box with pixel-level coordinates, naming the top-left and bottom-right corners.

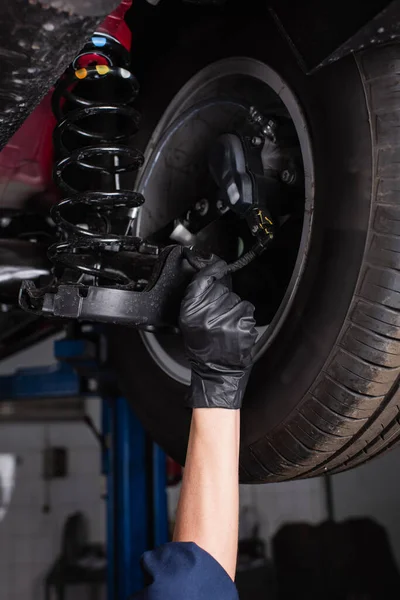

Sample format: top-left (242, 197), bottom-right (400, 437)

top-left (19, 31), bottom-right (278, 330)
top-left (19, 32), bottom-right (197, 330)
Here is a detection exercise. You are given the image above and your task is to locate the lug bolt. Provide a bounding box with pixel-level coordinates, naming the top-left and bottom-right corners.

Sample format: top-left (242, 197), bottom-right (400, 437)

top-left (251, 225), bottom-right (259, 234)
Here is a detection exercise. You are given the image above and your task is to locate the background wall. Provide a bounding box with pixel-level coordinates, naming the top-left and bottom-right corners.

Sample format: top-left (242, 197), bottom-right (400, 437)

top-left (0, 338), bottom-right (105, 600)
top-left (5, 335), bottom-right (400, 599)
top-left (167, 476), bottom-right (328, 557)
top-left (332, 446), bottom-right (400, 567)
top-left (239, 478), bottom-right (327, 557)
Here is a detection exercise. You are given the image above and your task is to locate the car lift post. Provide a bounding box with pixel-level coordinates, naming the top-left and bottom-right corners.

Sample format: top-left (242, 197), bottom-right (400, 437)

top-left (103, 395), bottom-right (169, 598)
top-left (0, 335), bottom-right (169, 598)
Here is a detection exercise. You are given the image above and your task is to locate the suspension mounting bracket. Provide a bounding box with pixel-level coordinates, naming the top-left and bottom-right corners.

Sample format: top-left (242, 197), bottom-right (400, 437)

top-left (19, 245), bottom-right (194, 332)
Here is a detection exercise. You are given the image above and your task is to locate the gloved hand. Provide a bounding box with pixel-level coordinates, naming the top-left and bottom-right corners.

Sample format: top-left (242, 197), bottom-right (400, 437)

top-left (179, 254), bottom-right (257, 409)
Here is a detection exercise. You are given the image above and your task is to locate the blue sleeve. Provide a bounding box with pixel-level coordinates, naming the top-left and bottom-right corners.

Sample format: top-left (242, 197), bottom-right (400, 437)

top-left (132, 541), bottom-right (239, 600)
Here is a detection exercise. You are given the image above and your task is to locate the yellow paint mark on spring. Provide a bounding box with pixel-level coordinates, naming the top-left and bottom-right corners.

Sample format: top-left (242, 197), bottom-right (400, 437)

top-left (96, 64), bottom-right (110, 75)
top-left (75, 68), bottom-right (87, 79)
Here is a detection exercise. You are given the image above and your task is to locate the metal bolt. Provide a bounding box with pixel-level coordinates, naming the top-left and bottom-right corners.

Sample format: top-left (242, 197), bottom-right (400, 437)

top-left (249, 106), bottom-right (263, 125)
top-left (281, 169), bottom-right (296, 185)
top-left (0, 217), bottom-right (11, 228)
top-left (251, 136), bottom-right (263, 147)
top-left (194, 199), bottom-right (209, 216)
top-left (251, 225), bottom-right (259, 234)
top-left (249, 108), bottom-right (278, 142)
top-left (216, 199), bottom-right (229, 215)
top-left (262, 119), bottom-right (278, 142)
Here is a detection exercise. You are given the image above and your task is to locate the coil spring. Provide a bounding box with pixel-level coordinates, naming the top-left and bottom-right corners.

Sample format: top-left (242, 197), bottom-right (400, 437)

top-left (50, 34), bottom-right (144, 286)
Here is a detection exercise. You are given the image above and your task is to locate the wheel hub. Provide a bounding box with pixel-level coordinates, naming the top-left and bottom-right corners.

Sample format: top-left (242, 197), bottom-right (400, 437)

top-left (136, 57), bottom-right (314, 384)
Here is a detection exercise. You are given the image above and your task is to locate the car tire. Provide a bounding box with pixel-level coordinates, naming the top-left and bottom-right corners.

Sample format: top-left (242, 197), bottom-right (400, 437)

top-left (109, 13), bottom-right (400, 482)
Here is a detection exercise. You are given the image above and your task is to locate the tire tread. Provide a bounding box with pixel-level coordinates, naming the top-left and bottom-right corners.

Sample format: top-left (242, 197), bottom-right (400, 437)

top-left (251, 43), bottom-right (400, 480)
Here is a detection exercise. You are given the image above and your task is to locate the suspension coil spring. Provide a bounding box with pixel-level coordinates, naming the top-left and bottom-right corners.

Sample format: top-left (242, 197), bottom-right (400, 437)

top-left (50, 34), bottom-right (145, 286)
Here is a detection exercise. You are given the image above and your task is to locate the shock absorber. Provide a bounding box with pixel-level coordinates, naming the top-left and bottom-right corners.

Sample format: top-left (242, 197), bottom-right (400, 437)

top-left (49, 33), bottom-right (146, 287)
top-left (19, 29), bottom-right (189, 330)
top-left (19, 27), bottom-right (279, 329)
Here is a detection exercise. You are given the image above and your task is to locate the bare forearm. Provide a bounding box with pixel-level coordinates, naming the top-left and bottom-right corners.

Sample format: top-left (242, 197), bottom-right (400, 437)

top-left (173, 408), bottom-right (240, 580)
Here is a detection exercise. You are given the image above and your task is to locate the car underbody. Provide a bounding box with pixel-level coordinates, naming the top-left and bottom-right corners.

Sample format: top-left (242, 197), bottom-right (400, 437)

top-left (0, 0), bottom-right (395, 357)
top-left (2, 0), bottom-right (400, 484)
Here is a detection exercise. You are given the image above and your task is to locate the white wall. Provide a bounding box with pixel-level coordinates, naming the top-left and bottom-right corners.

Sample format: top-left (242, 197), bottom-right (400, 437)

top-left (333, 447), bottom-right (400, 568)
top-left (240, 478), bottom-right (327, 558)
top-left (0, 338), bottom-right (105, 600)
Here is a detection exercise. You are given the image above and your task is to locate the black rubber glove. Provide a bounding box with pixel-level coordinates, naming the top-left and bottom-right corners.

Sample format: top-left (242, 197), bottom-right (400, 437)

top-left (179, 255), bottom-right (257, 409)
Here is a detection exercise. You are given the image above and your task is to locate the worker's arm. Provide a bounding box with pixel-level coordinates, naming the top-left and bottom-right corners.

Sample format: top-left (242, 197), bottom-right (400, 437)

top-left (133, 257), bottom-right (256, 599)
top-left (173, 408), bottom-right (240, 579)
top-left (174, 257), bottom-right (257, 579)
